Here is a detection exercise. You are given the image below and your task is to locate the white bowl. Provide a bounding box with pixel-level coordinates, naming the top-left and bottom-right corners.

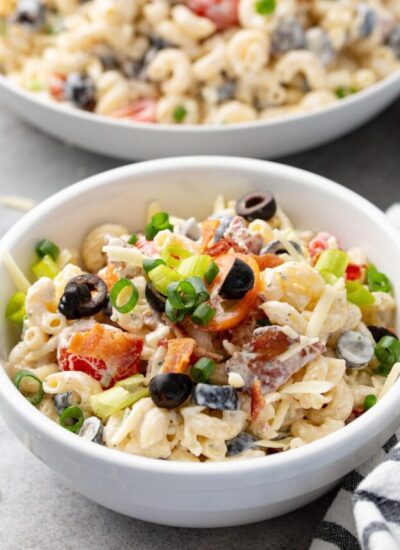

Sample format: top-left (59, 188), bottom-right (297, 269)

top-left (0, 157), bottom-right (399, 528)
top-left (1, 72), bottom-right (400, 160)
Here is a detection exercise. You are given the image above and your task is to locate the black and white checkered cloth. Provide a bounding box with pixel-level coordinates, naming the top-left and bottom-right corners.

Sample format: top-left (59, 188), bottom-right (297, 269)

top-left (311, 432), bottom-right (400, 550)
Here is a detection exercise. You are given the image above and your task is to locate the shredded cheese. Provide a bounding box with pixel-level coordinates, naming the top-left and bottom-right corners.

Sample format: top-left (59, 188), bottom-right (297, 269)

top-left (1, 248), bottom-right (31, 293)
top-left (0, 195), bottom-right (35, 212)
top-left (273, 229), bottom-right (305, 262)
top-left (281, 381), bottom-right (334, 395)
top-left (275, 335), bottom-right (318, 362)
top-left (378, 362), bottom-right (400, 400)
top-left (102, 245), bottom-right (148, 266)
top-left (306, 285), bottom-right (337, 338)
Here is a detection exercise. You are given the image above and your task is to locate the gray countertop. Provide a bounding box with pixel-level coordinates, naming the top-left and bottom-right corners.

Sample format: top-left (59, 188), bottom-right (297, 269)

top-left (0, 100), bottom-right (399, 550)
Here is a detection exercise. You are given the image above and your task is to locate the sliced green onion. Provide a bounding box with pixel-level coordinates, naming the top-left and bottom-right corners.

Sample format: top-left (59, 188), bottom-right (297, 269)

top-left (191, 357), bottom-right (215, 383)
top-left (364, 394), bottom-right (377, 410)
top-left (186, 276), bottom-right (209, 305)
top-left (5, 291), bottom-right (26, 324)
top-left (90, 385), bottom-right (150, 420)
top-left (28, 80), bottom-right (44, 92)
top-left (32, 254), bottom-right (59, 280)
top-left (204, 261), bottom-right (219, 284)
top-left (167, 280), bottom-right (197, 310)
top-left (375, 364), bottom-right (392, 377)
top-left (165, 299), bottom-right (187, 323)
top-left (336, 87), bottom-right (357, 99)
top-left (14, 370), bottom-right (44, 405)
top-left (59, 405), bottom-right (84, 433)
top-left (346, 281), bottom-right (375, 306)
top-left (161, 245), bottom-right (192, 268)
top-left (319, 271), bottom-right (338, 286)
top-left (148, 264), bottom-right (182, 295)
top-left (110, 278), bottom-right (139, 314)
top-left (177, 254), bottom-right (211, 278)
top-left (145, 212), bottom-right (174, 241)
top-left (375, 335), bottom-right (400, 367)
top-left (173, 106), bottom-right (187, 123)
top-left (128, 233), bottom-right (138, 245)
top-left (367, 265), bottom-right (392, 293)
top-left (143, 258), bottom-right (166, 273)
top-left (316, 250), bottom-right (349, 278)
top-left (191, 302), bottom-right (216, 326)
top-left (255, 0), bottom-right (276, 15)
top-left (35, 239), bottom-right (60, 261)
top-left (115, 374), bottom-right (145, 392)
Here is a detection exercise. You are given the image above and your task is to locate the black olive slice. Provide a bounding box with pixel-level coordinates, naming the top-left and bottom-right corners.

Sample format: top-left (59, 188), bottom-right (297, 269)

top-left (368, 325), bottom-right (398, 343)
top-left (150, 374), bottom-right (192, 409)
top-left (145, 284), bottom-right (166, 313)
top-left (235, 190), bottom-right (277, 222)
top-left (58, 274), bottom-right (108, 319)
top-left (336, 331), bottom-right (374, 368)
top-left (226, 433), bottom-right (258, 456)
top-left (78, 417), bottom-right (104, 445)
top-left (193, 383), bottom-right (238, 411)
top-left (219, 258), bottom-right (255, 300)
top-left (260, 239), bottom-right (303, 256)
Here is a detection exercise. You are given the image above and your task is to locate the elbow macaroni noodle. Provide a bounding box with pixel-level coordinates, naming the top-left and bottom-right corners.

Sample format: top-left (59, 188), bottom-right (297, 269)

top-left (0, 0), bottom-right (399, 124)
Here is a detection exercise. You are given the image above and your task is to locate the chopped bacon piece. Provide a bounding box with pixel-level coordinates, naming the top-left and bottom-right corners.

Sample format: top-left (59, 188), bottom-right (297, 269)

top-left (250, 379), bottom-right (265, 421)
top-left (135, 235), bottom-right (158, 257)
top-left (308, 232), bottom-right (331, 258)
top-left (198, 219), bottom-right (220, 252)
top-left (226, 326), bottom-right (325, 395)
top-left (62, 323), bottom-right (143, 387)
top-left (252, 253), bottom-right (284, 271)
top-left (204, 238), bottom-right (232, 256)
top-left (49, 73), bottom-right (66, 100)
top-left (187, 0), bottom-right (239, 30)
top-left (161, 338), bottom-right (196, 373)
top-left (99, 264), bottom-right (119, 291)
top-left (249, 326), bottom-right (293, 359)
top-left (110, 99), bottom-right (157, 123)
top-left (346, 407), bottom-right (364, 424)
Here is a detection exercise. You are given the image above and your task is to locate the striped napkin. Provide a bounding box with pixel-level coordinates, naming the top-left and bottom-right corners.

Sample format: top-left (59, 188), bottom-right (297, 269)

top-left (311, 205), bottom-right (400, 550)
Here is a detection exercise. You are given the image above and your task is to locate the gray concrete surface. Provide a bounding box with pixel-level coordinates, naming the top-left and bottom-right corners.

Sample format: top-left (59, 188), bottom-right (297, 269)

top-left (0, 99), bottom-right (399, 550)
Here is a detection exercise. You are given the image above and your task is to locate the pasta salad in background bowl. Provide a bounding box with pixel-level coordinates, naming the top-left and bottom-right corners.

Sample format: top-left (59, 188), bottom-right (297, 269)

top-left (0, 1), bottom-right (400, 158)
top-left (0, 157), bottom-right (400, 527)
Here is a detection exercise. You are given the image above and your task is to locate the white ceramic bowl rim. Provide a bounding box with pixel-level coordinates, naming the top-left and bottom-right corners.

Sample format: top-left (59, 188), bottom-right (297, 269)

top-left (1, 156), bottom-right (400, 477)
top-left (1, 70), bottom-right (400, 133)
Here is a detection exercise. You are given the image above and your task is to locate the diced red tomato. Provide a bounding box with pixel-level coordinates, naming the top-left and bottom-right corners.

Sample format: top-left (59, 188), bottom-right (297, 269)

top-left (187, 0), bottom-right (239, 31)
top-left (109, 99), bottom-right (157, 123)
top-left (346, 263), bottom-right (364, 281)
top-left (58, 324), bottom-right (143, 388)
top-left (49, 73), bottom-right (66, 101)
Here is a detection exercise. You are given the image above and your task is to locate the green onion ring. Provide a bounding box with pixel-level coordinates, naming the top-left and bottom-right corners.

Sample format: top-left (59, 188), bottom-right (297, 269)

top-left (14, 370), bottom-right (44, 405)
top-left (59, 405), bottom-right (84, 433)
top-left (110, 278), bottom-right (139, 314)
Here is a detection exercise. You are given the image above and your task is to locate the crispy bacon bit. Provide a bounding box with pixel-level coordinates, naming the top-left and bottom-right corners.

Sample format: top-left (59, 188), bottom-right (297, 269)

top-left (226, 326), bottom-right (325, 395)
top-left (250, 379), bottom-right (265, 421)
top-left (249, 326), bottom-right (292, 359)
top-left (110, 99), bottom-right (157, 122)
top-left (67, 323), bottom-right (143, 384)
top-left (346, 407), bottom-right (365, 423)
top-left (135, 235), bottom-right (158, 257)
top-left (99, 264), bottom-right (119, 291)
top-left (49, 73), bottom-right (66, 100)
top-left (252, 253), bottom-right (284, 271)
top-left (205, 238), bottom-right (232, 256)
top-left (161, 338), bottom-right (196, 373)
top-left (198, 219), bottom-right (220, 252)
top-left (346, 263), bottom-right (365, 281)
top-left (308, 232), bottom-right (331, 258)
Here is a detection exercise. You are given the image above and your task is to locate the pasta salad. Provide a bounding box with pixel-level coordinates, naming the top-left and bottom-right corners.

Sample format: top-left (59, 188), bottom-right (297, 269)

top-left (3, 190), bottom-right (400, 461)
top-left (0, 0), bottom-right (400, 124)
